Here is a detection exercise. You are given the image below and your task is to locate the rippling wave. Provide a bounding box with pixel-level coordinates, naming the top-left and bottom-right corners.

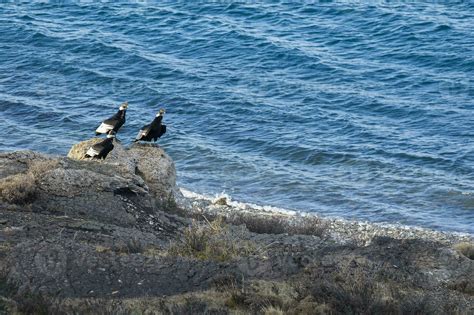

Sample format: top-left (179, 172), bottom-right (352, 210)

top-left (0, 2), bottom-right (473, 233)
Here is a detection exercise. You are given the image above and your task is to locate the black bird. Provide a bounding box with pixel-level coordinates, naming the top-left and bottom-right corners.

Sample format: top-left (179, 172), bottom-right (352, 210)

top-left (134, 109), bottom-right (167, 142)
top-left (95, 102), bottom-right (128, 135)
top-left (85, 131), bottom-right (115, 159)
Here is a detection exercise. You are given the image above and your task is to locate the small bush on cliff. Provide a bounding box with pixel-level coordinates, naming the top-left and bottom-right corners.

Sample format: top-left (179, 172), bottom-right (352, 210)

top-left (228, 213), bottom-right (289, 235)
top-left (454, 242), bottom-right (474, 260)
top-left (289, 216), bottom-right (328, 238)
top-left (0, 173), bottom-right (36, 205)
top-left (27, 159), bottom-right (59, 177)
top-left (169, 217), bottom-right (256, 262)
top-left (262, 306), bottom-right (284, 315)
top-left (14, 292), bottom-right (53, 315)
top-left (155, 193), bottom-right (188, 217)
top-left (227, 213), bottom-right (327, 237)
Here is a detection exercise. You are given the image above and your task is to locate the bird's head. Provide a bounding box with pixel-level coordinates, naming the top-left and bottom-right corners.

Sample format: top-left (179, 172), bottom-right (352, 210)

top-left (119, 102), bottom-right (128, 110)
top-left (156, 108), bottom-right (166, 117)
top-left (106, 130), bottom-right (116, 139)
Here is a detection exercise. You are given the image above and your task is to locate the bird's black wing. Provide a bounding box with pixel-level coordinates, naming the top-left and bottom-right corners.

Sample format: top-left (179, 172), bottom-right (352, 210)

top-left (102, 142), bottom-right (114, 159)
top-left (86, 140), bottom-right (105, 158)
top-left (96, 111), bottom-right (122, 134)
top-left (157, 124), bottom-right (166, 138)
top-left (103, 112), bottom-right (121, 126)
top-left (92, 140), bottom-right (106, 152)
top-left (135, 123), bottom-right (152, 141)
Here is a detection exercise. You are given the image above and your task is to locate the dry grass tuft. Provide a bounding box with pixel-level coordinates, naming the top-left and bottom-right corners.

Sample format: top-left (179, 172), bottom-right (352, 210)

top-left (95, 245), bottom-right (111, 254)
top-left (454, 242), bottom-right (474, 260)
top-left (95, 239), bottom-right (148, 256)
top-left (112, 238), bottom-right (144, 255)
top-left (27, 159), bottom-right (60, 177)
top-left (0, 173), bottom-right (36, 205)
top-left (155, 193), bottom-right (189, 217)
top-left (224, 280), bottom-right (298, 313)
top-left (142, 247), bottom-right (164, 258)
top-left (288, 216), bottom-right (328, 237)
top-left (0, 159), bottom-right (59, 205)
top-left (13, 292), bottom-right (53, 315)
top-left (227, 212), bottom-right (328, 237)
top-left (263, 305), bottom-right (284, 315)
top-left (228, 213), bottom-right (289, 235)
top-left (168, 217), bottom-right (256, 262)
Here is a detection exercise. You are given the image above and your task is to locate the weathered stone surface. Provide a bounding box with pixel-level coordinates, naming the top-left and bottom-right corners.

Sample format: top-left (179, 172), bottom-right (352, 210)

top-left (1, 144), bottom-right (183, 229)
top-left (67, 138), bottom-right (135, 173)
top-left (0, 150), bottom-right (51, 179)
top-left (0, 146), bottom-right (473, 314)
top-left (67, 139), bottom-right (181, 199)
top-left (129, 143), bottom-right (180, 199)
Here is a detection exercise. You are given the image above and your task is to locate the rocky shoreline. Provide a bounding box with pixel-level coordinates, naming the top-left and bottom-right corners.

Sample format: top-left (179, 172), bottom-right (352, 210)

top-left (0, 141), bottom-right (473, 314)
top-left (177, 188), bottom-right (473, 247)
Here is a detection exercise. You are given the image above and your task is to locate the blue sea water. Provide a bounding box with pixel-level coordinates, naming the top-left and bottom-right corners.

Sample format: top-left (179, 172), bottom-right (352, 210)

top-left (0, 2), bottom-right (473, 234)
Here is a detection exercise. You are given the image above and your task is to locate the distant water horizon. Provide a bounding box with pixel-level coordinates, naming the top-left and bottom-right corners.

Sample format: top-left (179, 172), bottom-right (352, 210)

top-left (0, 2), bottom-right (473, 234)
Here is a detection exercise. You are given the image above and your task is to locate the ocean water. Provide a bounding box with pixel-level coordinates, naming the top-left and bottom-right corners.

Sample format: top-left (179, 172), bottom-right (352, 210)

top-left (0, 2), bottom-right (473, 234)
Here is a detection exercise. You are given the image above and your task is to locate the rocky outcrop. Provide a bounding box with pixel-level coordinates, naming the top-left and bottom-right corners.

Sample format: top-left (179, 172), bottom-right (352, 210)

top-left (67, 139), bottom-right (181, 199)
top-left (0, 144), bottom-right (473, 314)
top-left (1, 145), bottom-right (178, 230)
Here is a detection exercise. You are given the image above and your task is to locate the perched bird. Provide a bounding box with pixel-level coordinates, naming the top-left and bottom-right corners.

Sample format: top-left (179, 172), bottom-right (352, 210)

top-left (134, 109), bottom-right (167, 143)
top-left (95, 102), bottom-right (128, 135)
top-left (85, 131), bottom-right (115, 160)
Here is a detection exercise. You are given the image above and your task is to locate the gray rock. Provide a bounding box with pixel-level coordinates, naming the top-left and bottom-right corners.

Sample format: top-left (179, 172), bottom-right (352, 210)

top-left (67, 138), bottom-right (135, 173)
top-left (129, 143), bottom-right (181, 199)
top-left (0, 150), bottom-right (52, 179)
top-left (67, 139), bottom-right (181, 200)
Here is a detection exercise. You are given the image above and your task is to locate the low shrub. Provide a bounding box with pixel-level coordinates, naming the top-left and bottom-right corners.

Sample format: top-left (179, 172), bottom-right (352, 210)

top-left (226, 212), bottom-right (328, 237)
top-left (27, 159), bottom-right (59, 177)
top-left (288, 216), bottom-right (328, 238)
top-left (155, 193), bottom-right (188, 218)
top-left (454, 242), bottom-right (474, 260)
top-left (14, 292), bottom-right (53, 315)
top-left (0, 173), bottom-right (36, 205)
top-left (113, 238), bottom-right (144, 255)
top-left (263, 305), bottom-right (284, 315)
top-left (168, 217), bottom-right (256, 262)
top-left (227, 213), bottom-right (288, 235)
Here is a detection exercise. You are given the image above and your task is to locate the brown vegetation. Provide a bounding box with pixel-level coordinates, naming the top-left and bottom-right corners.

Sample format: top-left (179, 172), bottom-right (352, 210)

top-left (0, 159), bottom-right (59, 205)
top-left (27, 159), bottom-right (60, 177)
top-left (226, 212), bottom-right (327, 237)
top-left (155, 193), bottom-right (189, 217)
top-left (168, 217), bottom-right (257, 262)
top-left (454, 242), bottom-right (474, 260)
top-left (0, 173), bottom-right (36, 205)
